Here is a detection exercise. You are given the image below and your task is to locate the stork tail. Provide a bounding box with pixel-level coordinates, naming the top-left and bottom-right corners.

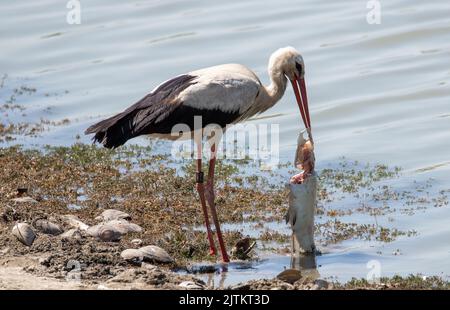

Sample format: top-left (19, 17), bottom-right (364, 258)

top-left (84, 111), bottom-right (137, 149)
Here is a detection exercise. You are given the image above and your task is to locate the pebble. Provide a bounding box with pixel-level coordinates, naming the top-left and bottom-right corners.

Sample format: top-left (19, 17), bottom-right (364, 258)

top-left (178, 281), bottom-right (204, 290)
top-left (87, 224), bottom-right (123, 242)
top-left (120, 245), bottom-right (174, 264)
top-left (33, 219), bottom-right (63, 236)
top-left (131, 239), bottom-right (143, 246)
top-left (120, 249), bottom-right (144, 264)
top-left (12, 223), bottom-right (36, 246)
top-left (276, 269), bottom-right (302, 284)
top-left (139, 245), bottom-right (174, 263)
top-left (11, 197), bottom-right (38, 204)
top-left (87, 220), bottom-right (142, 242)
top-left (105, 220), bottom-right (142, 234)
top-left (95, 209), bottom-right (131, 222)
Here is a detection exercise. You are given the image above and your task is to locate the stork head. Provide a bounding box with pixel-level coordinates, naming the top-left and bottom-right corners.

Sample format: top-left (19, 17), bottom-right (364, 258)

top-left (269, 46), bottom-right (310, 129)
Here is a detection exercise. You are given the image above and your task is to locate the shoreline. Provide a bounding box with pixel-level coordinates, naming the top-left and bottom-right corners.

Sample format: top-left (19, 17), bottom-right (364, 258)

top-left (0, 144), bottom-right (448, 289)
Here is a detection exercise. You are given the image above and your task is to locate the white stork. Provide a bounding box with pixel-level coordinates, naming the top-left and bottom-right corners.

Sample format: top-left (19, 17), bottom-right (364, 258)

top-left (85, 46), bottom-right (311, 263)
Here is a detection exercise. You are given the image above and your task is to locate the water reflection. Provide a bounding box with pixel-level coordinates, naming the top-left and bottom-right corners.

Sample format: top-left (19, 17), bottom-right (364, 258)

top-left (290, 253), bottom-right (320, 281)
top-left (198, 253), bottom-right (320, 289)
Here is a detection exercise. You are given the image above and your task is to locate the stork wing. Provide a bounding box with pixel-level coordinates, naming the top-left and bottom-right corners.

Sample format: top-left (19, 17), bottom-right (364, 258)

top-left (85, 74), bottom-right (197, 148)
top-left (180, 65), bottom-right (261, 115)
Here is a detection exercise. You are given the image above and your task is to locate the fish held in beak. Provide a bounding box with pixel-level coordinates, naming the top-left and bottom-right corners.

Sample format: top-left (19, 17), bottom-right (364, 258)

top-left (290, 130), bottom-right (315, 184)
top-left (286, 129), bottom-right (318, 254)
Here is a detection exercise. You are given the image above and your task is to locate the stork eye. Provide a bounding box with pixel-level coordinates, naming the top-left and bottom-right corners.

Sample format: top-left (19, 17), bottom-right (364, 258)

top-left (295, 62), bottom-right (303, 75)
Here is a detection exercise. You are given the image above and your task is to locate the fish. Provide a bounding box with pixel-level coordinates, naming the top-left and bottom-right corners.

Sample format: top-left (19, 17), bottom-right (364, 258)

top-left (286, 129), bottom-right (317, 254)
top-left (291, 129), bottom-right (315, 184)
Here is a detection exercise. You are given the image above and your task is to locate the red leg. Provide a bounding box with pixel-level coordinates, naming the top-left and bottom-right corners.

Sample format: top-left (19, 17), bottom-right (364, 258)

top-left (196, 144), bottom-right (216, 256)
top-left (205, 144), bottom-right (230, 263)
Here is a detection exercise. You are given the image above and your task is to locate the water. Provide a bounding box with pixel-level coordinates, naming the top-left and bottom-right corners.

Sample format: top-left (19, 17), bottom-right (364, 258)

top-left (1, 0), bottom-right (450, 285)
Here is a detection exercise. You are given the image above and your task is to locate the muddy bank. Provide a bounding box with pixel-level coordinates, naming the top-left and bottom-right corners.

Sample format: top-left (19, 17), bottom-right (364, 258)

top-left (0, 142), bottom-right (449, 289)
top-left (1, 255), bottom-right (448, 290)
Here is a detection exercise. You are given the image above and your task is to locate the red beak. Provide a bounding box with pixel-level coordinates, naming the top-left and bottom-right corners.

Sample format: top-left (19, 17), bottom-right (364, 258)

top-left (291, 76), bottom-right (311, 130)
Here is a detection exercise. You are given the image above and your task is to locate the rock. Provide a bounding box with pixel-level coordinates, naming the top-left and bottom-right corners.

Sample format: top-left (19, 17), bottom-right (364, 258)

top-left (139, 245), bottom-right (174, 263)
top-left (60, 228), bottom-right (83, 240)
top-left (119, 245), bottom-right (173, 264)
top-left (276, 269), bottom-right (302, 284)
top-left (87, 224), bottom-right (123, 242)
top-left (11, 197), bottom-right (38, 204)
top-left (104, 220), bottom-right (142, 234)
top-left (120, 249), bottom-right (144, 264)
top-left (62, 215), bottom-right (89, 231)
top-left (95, 209), bottom-right (131, 222)
top-left (131, 239), bottom-right (143, 247)
top-left (87, 220), bottom-right (142, 242)
top-left (33, 219), bottom-right (63, 235)
top-left (178, 281), bottom-right (204, 290)
top-left (12, 223), bottom-right (36, 246)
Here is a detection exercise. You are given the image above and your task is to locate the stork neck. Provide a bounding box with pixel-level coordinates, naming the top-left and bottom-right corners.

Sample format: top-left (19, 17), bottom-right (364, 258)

top-left (265, 70), bottom-right (287, 105)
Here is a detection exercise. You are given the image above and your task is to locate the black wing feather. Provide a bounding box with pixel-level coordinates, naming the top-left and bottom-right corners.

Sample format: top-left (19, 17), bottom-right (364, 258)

top-left (85, 74), bottom-right (197, 148)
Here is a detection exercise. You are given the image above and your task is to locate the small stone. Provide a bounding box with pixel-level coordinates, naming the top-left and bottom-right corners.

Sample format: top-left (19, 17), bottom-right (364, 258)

top-left (33, 219), bottom-right (63, 235)
top-left (131, 239), bottom-right (143, 247)
top-left (95, 209), bottom-right (131, 222)
top-left (88, 224), bottom-right (123, 242)
top-left (120, 249), bottom-right (144, 264)
top-left (87, 220), bottom-right (142, 242)
top-left (178, 281), bottom-right (203, 290)
top-left (11, 197), bottom-right (38, 204)
top-left (276, 269), bottom-right (302, 284)
top-left (105, 220), bottom-right (142, 234)
top-left (139, 245), bottom-right (174, 263)
top-left (12, 223), bottom-right (36, 246)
